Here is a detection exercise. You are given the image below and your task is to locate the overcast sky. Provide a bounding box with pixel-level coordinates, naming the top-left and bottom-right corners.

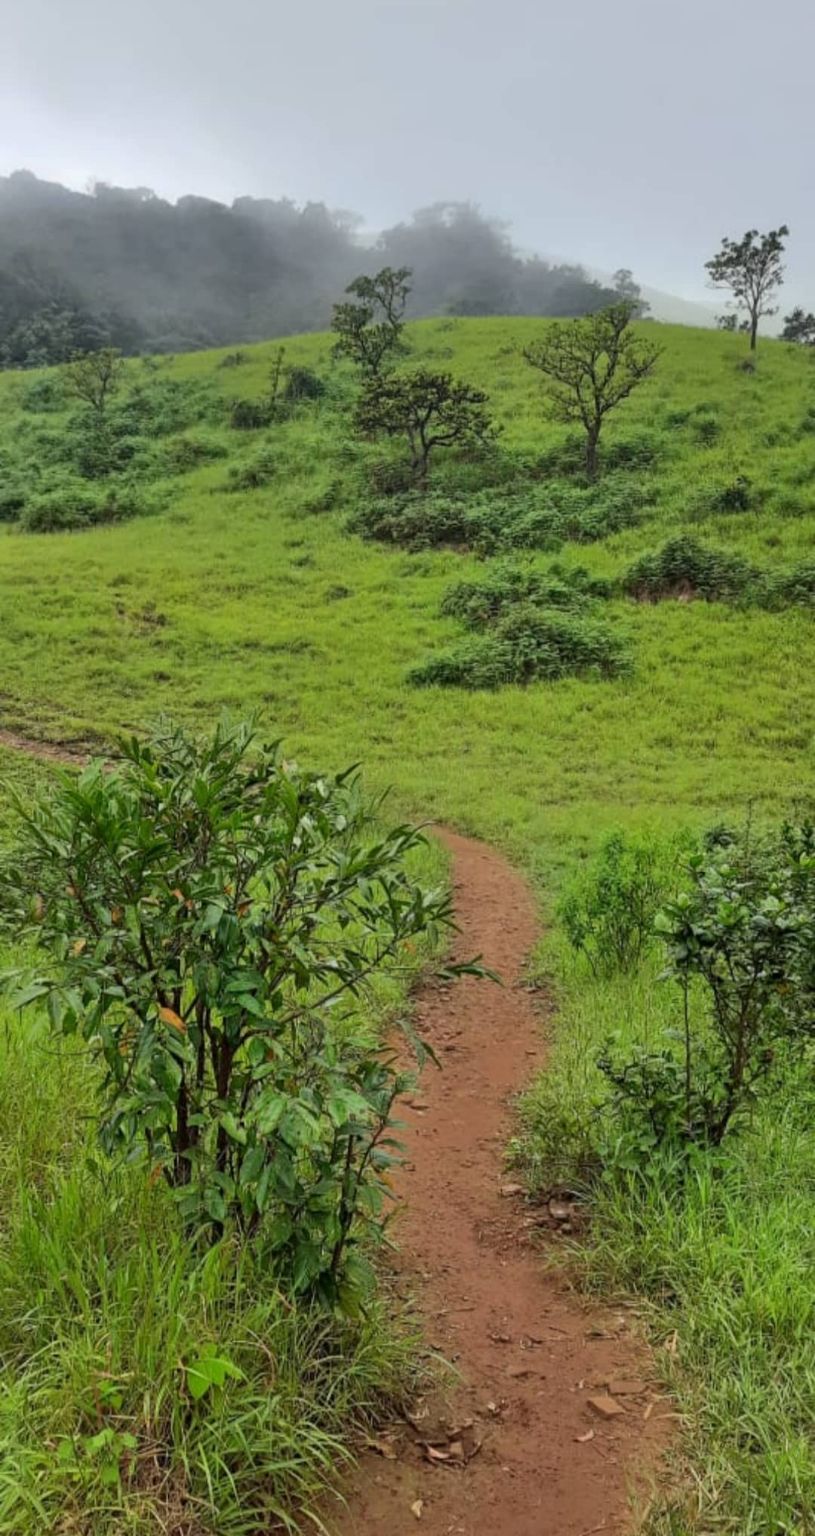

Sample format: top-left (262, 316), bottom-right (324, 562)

top-left (1, 0), bottom-right (811, 303)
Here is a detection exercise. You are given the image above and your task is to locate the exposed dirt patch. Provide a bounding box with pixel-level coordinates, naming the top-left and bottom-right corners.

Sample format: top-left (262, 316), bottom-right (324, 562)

top-left (331, 829), bottom-right (667, 1536)
top-left (0, 727), bottom-right (98, 766)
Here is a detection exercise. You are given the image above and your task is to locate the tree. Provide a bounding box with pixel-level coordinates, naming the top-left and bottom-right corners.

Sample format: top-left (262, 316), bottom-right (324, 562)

top-left (523, 302), bottom-right (661, 477)
top-left (0, 720), bottom-right (481, 1304)
top-left (332, 266), bottom-right (412, 376)
top-left (64, 346), bottom-right (124, 418)
top-left (355, 368), bottom-right (494, 481)
top-left (781, 307), bottom-right (815, 345)
top-left (705, 225), bottom-right (789, 351)
top-left (613, 268), bottom-right (650, 318)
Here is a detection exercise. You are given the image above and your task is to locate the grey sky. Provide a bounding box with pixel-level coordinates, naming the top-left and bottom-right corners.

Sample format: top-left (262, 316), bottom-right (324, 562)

top-left (2, 0), bottom-right (812, 304)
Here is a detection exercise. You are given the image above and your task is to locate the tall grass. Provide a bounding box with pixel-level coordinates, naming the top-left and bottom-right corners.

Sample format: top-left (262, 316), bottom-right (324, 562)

top-left (0, 1001), bottom-right (419, 1534)
top-left (517, 944), bottom-right (815, 1534)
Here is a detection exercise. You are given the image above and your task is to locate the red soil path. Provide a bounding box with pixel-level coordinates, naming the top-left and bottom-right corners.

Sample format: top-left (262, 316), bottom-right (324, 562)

top-left (331, 829), bottom-right (666, 1536)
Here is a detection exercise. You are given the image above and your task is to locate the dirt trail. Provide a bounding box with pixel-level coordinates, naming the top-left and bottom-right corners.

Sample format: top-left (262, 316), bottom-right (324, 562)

top-left (332, 829), bottom-right (665, 1536)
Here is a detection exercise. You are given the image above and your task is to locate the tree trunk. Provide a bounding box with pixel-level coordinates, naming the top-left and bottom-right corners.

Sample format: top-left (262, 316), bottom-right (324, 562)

top-left (585, 425), bottom-right (600, 478)
top-left (750, 312), bottom-right (758, 351)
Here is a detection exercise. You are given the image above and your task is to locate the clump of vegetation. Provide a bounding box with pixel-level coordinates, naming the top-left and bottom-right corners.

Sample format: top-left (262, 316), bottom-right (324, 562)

top-left (354, 368), bottom-right (494, 484)
top-left (227, 445), bottom-right (277, 490)
top-left (523, 302), bottom-right (661, 476)
top-left (558, 830), bottom-right (676, 977)
top-left (0, 719), bottom-right (475, 1306)
top-left (411, 603), bottom-right (630, 690)
top-left (440, 561), bottom-right (610, 626)
top-left (19, 480), bottom-right (152, 532)
top-left (601, 824), bottom-right (813, 1154)
top-left (623, 535), bottom-right (760, 602)
top-left (350, 477), bottom-right (645, 554)
top-left (230, 397), bottom-right (274, 430)
top-left (284, 364), bottom-right (326, 402)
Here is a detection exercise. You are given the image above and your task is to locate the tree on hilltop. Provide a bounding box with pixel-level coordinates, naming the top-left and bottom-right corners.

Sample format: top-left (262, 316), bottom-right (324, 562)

top-left (523, 302), bottom-right (661, 477)
top-left (781, 307), bottom-right (815, 345)
top-left (705, 226), bottom-right (789, 351)
top-left (332, 266), bottom-right (412, 377)
top-left (613, 268), bottom-right (650, 318)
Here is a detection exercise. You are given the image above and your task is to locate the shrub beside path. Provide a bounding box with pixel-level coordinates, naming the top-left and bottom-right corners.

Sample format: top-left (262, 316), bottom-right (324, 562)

top-left (332, 829), bottom-right (667, 1536)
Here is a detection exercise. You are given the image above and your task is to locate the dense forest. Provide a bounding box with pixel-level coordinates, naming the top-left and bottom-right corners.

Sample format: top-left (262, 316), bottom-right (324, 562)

top-left (0, 171), bottom-right (625, 366)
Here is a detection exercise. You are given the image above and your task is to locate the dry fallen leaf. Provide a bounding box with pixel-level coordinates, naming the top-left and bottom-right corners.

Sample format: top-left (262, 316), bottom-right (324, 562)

top-left (410, 1500), bottom-right (423, 1520)
top-left (158, 1005), bottom-right (186, 1033)
top-left (368, 1437), bottom-right (398, 1460)
top-left (575, 1429), bottom-right (595, 1443)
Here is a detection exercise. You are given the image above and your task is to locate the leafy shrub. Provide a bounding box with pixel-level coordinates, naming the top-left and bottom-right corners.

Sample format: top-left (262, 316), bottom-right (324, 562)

top-left (351, 479), bottom-right (645, 556)
top-left (690, 410), bottom-right (721, 445)
top-left (228, 447), bottom-right (277, 490)
top-left (230, 398), bottom-right (274, 431)
top-left (21, 375), bottom-right (65, 413)
top-left (714, 473), bottom-right (754, 513)
top-left (0, 482), bottom-right (27, 521)
top-left (410, 605), bottom-right (630, 689)
top-left (160, 432), bottom-right (228, 474)
top-left (598, 826), bottom-right (815, 1160)
top-left (602, 427), bottom-right (663, 470)
top-left (19, 482), bottom-right (148, 532)
top-left (284, 366), bottom-right (326, 402)
top-left (623, 535), bottom-right (759, 602)
top-left (217, 349), bottom-right (248, 368)
top-left (762, 561), bottom-right (815, 609)
top-left (559, 831), bottom-right (673, 976)
top-left (441, 561), bottom-right (610, 627)
top-left (0, 720), bottom-right (473, 1308)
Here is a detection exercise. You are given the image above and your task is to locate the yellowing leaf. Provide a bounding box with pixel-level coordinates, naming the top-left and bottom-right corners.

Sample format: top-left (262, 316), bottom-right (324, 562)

top-left (158, 1005), bottom-right (186, 1033)
top-left (72, 937), bottom-right (87, 956)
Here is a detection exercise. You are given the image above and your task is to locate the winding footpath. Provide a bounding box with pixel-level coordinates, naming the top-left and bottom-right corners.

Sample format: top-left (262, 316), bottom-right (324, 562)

top-left (332, 829), bottom-right (666, 1536)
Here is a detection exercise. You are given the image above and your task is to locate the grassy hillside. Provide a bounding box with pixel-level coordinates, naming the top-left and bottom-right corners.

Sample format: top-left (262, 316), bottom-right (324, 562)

top-left (1, 319), bottom-right (814, 868)
top-left (1, 318), bottom-right (815, 1533)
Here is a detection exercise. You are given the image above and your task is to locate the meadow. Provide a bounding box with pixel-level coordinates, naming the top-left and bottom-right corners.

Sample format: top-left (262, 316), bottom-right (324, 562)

top-left (1, 316), bottom-right (815, 1532)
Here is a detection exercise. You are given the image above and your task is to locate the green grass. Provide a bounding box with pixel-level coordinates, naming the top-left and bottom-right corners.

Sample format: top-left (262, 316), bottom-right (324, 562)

top-left (1, 317), bottom-right (815, 1531)
top-left (0, 1010), bottom-right (421, 1535)
top-left (516, 945), bottom-right (815, 1534)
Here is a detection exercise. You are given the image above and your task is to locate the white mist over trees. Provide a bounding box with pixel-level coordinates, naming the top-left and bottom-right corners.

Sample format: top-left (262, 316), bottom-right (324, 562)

top-left (0, 173), bottom-right (628, 366)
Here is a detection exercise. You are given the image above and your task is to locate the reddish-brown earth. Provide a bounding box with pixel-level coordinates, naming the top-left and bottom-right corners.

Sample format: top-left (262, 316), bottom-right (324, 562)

top-left (331, 829), bottom-right (667, 1536)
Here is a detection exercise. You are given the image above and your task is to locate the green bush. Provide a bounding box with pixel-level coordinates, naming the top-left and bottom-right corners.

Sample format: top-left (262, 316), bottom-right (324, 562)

top-left (410, 604), bottom-right (630, 689)
top-left (228, 447), bottom-right (277, 490)
top-left (351, 479), bottom-right (645, 556)
top-left (19, 482), bottom-right (148, 532)
top-left (441, 560), bottom-right (610, 627)
top-left (284, 366), bottom-right (325, 402)
top-left (20, 375), bottom-right (65, 413)
top-left (230, 398), bottom-right (274, 431)
top-left (160, 432), bottom-right (228, 475)
top-left (623, 535), bottom-right (759, 602)
top-left (762, 561), bottom-right (815, 609)
top-left (558, 831), bottom-right (673, 977)
top-left (0, 719), bottom-right (471, 1308)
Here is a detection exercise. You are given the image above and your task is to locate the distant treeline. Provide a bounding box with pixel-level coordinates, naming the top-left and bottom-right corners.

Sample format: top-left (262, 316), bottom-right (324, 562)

top-left (0, 171), bottom-right (623, 367)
